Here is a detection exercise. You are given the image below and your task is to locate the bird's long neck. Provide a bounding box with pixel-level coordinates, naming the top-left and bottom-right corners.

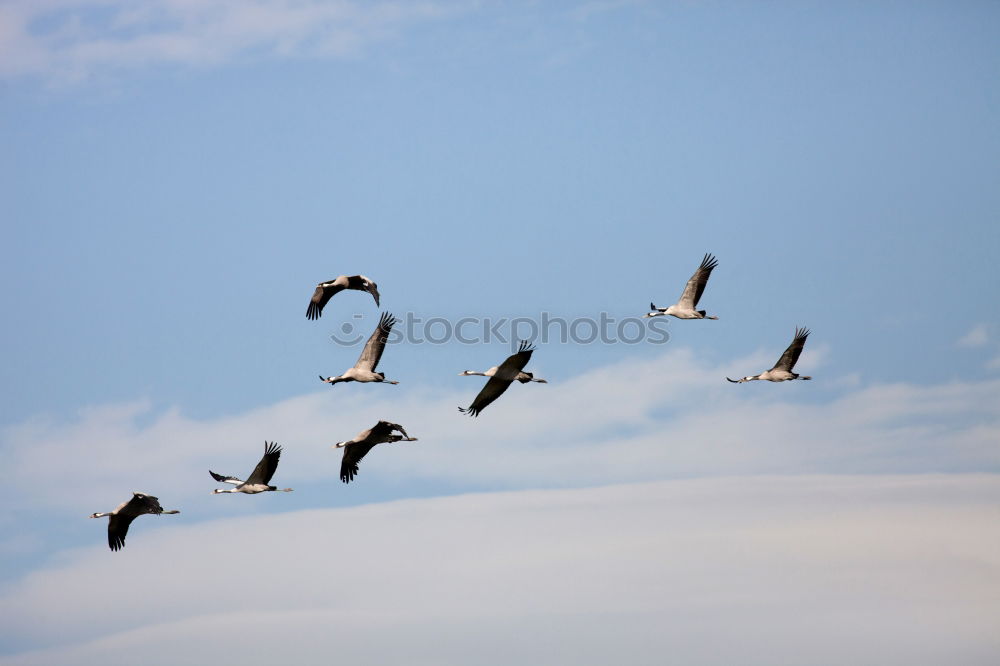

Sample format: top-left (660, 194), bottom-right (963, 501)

top-left (90, 512), bottom-right (111, 518)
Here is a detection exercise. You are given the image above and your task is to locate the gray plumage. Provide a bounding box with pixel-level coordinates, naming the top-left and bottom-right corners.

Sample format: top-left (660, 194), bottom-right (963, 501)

top-left (307, 275), bottom-right (380, 319)
top-left (459, 341), bottom-right (538, 417)
top-left (89, 492), bottom-right (180, 552)
top-left (727, 327), bottom-right (813, 383)
top-left (645, 253), bottom-right (719, 320)
top-left (210, 441), bottom-right (293, 494)
top-left (333, 420), bottom-right (417, 484)
top-left (320, 312), bottom-right (399, 385)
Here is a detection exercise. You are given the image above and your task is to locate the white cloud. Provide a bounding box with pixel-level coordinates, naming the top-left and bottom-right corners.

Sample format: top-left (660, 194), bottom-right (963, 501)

top-left (0, 475), bottom-right (998, 665)
top-left (3, 346), bottom-right (999, 524)
top-left (958, 324), bottom-right (990, 348)
top-left (0, 0), bottom-right (465, 82)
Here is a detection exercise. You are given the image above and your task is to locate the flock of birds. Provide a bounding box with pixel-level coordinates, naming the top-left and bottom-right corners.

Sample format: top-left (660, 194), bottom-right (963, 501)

top-left (90, 254), bottom-right (812, 550)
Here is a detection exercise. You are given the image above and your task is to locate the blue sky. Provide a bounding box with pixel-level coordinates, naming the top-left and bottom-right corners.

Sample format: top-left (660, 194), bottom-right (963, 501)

top-left (1, 1), bottom-right (999, 664)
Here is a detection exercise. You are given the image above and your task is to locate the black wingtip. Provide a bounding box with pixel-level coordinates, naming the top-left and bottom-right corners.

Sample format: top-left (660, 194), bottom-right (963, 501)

top-left (726, 377), bottom-right (739, 383)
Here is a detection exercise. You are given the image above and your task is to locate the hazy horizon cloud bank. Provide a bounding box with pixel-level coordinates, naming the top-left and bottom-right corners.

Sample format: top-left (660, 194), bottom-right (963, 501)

top-left (1, 475), bottom-right (998, 665)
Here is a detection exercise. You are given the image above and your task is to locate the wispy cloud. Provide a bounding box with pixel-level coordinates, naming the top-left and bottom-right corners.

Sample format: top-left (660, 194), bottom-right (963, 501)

top-left (3, 346), bottom-right (998, 532)
top-left (958, 324), bottom-right (990, 348)
top-left (1, 475), bottom-right (998, 664)
top-left (0, 0), bottom-right (465, 82)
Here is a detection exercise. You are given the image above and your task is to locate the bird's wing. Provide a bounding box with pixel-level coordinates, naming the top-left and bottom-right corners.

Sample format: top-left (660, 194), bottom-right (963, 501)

top-left (494, 340), bottom-right (535, 380)
top-left (129, 493), bottom-right (163, 515)
top-left (677, 253), bottom-right (718, 308)
top-left (107, 513), bottom-right (136, 551)
top-left (104, 494), bottom-right (152, 551)
top-left (246, 441), bottom-right (282, 485)
top-left (347, 275), bottom-right (380, 307)
top-left (772, 327), bottom-right (810, 372)
top-left (209, 471), bottom-right (244, 485)
top-left (459, 375), bottom-right (515, 417)
top-left (387, 421), bottom-right (411, 439)
top-left (356, 312), bottom-right (395, 372)
top-left (306, 282), bottom-right (342, 320)
top-left (340, 441), bottom-right (379, 483)
top-left (372, 420), bottom-right (412, 439)
top-left (368, 421), bottom-right (393, 439)
top-left (459, 342), bottom-right (534, 417)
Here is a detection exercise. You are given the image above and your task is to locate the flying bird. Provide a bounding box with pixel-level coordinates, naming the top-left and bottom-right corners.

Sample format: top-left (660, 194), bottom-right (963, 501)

top-left (727, 327), bottom-right (813, 383)
top-left (210, 441), bottom-right (294, 494)
top-left (459, 367), bottom-right (547, 384)
top-left (333, 420), bottom-right (417, 484)
top-left (89, 492), bottom-right (180, 552)
top-left (320, 311), bottom-right (399, 385)
top-left (459, 340), bottom-right (540, 417)
top-left (644, 253), bottom-right (719, 319)
top-left (307, 275), bottom-right (380, 320)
